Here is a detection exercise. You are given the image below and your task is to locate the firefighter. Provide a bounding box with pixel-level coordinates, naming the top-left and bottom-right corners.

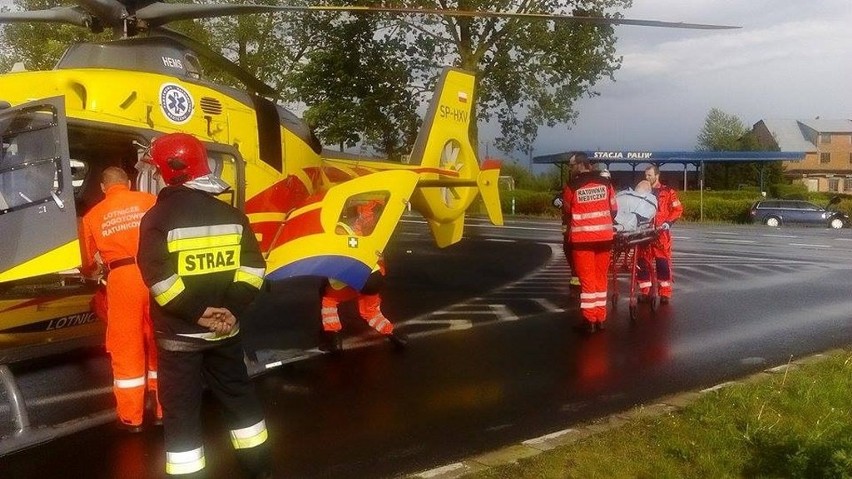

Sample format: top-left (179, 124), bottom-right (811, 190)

top-left (80, 166), bottom-right (160, 433)
top-left (638, 165), bottom-right (683, 304)
top-left (137, 133), bottom-right (272, 478)
top-left (320, 199), bottom-right (407, 353)
top-left (562, 153), bottom-right (617, 333)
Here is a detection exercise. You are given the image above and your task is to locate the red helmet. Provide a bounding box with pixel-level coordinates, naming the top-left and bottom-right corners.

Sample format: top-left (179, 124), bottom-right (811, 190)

top-left (149, 133), bottom-right (210, 186)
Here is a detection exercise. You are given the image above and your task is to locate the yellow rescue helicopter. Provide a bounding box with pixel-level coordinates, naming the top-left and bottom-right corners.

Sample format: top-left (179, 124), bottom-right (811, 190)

top-left (0, 0), bottom-right (736, 363)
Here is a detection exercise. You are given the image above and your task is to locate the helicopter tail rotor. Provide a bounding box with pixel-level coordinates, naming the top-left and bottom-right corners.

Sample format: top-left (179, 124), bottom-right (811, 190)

top-left (408, 67), bottom-right (503, 247)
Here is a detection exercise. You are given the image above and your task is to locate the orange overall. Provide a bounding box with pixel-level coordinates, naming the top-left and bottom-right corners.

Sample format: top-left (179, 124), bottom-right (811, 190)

top-left (638, 184), bottom-right (683, 299)
top-left (321, 200), bottom-right (395, 336)
top-left (81, 184), bottom-right (160, 427)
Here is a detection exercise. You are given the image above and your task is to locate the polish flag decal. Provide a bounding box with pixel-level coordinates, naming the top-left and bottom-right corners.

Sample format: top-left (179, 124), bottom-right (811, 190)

top-left (457, 91), bottom-right (468, 103)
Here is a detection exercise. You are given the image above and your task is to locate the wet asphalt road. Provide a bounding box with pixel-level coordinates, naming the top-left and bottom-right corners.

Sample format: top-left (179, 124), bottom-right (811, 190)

top-left (1, 218), bottom-right (851, 478)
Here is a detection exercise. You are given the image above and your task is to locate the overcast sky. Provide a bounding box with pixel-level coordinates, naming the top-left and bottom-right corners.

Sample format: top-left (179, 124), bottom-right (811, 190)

top-left (520, 0), bottom-right (852, 159)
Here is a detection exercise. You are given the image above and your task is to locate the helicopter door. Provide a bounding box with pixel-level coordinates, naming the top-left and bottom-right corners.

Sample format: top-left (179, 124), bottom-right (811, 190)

top-left (0, 97), bottom-right (79, 282)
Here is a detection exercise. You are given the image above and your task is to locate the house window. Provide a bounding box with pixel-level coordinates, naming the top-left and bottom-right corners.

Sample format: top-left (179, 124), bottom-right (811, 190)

top-left (844, 178), bottom-right (852, 191)
top-left (820, 133), bottom-right (831, 144)
top-left (829, 178), bottom-right (840, 192)
top-left (820, 152), bottom-right (831, 163)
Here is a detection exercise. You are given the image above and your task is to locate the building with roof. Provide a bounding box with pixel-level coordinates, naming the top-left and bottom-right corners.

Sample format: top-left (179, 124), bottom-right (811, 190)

top-left (752, 119), bottom-right (852, 193)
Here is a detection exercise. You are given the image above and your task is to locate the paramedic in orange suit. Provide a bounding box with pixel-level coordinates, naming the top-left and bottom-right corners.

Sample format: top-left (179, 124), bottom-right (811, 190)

top-left (638, 165), bottom-right (683, 304)
top-left (561, 153), bottom-right (617, 333)
top-left (320, 199), bottom-right (407, 353)
top-left (80, 166), bottom-right (161, 432)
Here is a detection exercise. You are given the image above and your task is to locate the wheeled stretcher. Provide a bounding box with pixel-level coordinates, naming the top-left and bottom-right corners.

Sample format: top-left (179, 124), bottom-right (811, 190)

top-left (609, 226), bottom-right (660, 320)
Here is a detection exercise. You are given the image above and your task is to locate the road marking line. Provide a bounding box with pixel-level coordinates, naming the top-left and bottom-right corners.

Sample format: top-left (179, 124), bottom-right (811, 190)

top-left (713, 239), bottom-right (756, 244)
top-left (485, 238), bottom-right (516, 243)
top-left (710, 231), bottom-right (739, 235)
top-left (788, 243), bottom-right (830, 248)
top-left (522, 428), bottom-right (577, 445)
top-left (700, 381), bottom-right (735, 393)
top-left (762, 234), bottom-right (798, 238)
top-left (490, 304), bottom-right (519, 321)
top-left (533, 298), bottom-right (565, 312)
top-left (415, 462), bottom-right (467, 478)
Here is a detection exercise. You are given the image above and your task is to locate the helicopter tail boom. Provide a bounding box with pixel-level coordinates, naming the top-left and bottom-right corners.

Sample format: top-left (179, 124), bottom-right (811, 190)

top-left (407, 67), bottom-right (503, 246)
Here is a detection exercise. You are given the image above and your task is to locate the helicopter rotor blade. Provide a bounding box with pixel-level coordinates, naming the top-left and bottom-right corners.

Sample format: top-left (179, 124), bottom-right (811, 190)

top-left (76, 0), bottom-right (128, 28)
top-left (0, 7), bottom-right (91, 28)
top-left (135, 3), bottom-right (739, 30)
top-left (152, 26), bottom-right (277, 98)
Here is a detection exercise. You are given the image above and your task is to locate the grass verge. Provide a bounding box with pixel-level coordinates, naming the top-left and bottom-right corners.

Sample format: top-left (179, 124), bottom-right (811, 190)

top-left (465, 349), bottom-right (852, 479)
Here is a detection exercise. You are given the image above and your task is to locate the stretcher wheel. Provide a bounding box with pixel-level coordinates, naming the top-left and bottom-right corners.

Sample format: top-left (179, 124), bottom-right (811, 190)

top-left (629, 304), bottom-right (637, 321)
top-left (650, 294), bottom-right (658, 312)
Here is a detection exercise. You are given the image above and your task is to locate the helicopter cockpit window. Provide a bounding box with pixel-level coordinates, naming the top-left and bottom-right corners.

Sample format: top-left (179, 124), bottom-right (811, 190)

top-left (207, 151), bottom-right (238, 206)
top-left (0, 106), bottom-right (62, 215)
top-left (336, 191), bottom-right (390, 237)
top-left (184, 53), bottom-right (202, 80)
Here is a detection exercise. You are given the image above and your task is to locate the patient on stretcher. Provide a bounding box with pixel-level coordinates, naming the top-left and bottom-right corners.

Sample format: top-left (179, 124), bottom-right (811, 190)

top-left (614, 180), bottom-right (658, 232)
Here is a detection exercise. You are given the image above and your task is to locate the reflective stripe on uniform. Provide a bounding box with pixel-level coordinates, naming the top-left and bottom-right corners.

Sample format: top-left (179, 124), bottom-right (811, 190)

top-left (321, 307), bottom-right (339, 325)
top-left (234, 265), bottom-right (265, 289)
top-left (638, 281), bottom-right (652, 289)
top-left (659, 281), bottom-right (672, 287)
top-left (151, 274), bottom-right (186, 306)
top-left (166, 446), bottom-right (205, 475)
top-left (230, 420), bottom-right (269, 450)
top-left (114, 375), bottom-right (146, 389)
top-left (176, 326), bottom-right (240, 342)
top-left (148, 370), bottom-right (157, 380)
top-left (367, 315), bottom-right (391, 332)
top-left (572, 210), bottom-right (611, 220)
top-left (572, 224), bottom-right (612, 233)
top-left (166, 225), bottom-right (243, 252)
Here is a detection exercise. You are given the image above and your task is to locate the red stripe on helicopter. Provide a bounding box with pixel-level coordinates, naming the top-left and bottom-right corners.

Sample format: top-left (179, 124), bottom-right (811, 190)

top-left (323, 166), bottom-right (353, 183)
top-left (244, 175), bottom-right (310, 214)
top-left (268, 207), bottom-right (324, 251)
top-left (410, 167), bottom-right (460, 177)
top-left (303, 167), bottom-right (325, 191)
top-left (481, 159), bottom-right (502, 170)
top-left (1, 296), bottom-right (60, 313)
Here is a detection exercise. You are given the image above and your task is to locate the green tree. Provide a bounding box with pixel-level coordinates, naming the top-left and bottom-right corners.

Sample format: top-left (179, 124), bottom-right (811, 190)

top-left (390, 0), bottom-right (628, 153)
top-left (697, 108), bottom-right (783, 190)
top-left (285, 12), bottom-right (420, 160)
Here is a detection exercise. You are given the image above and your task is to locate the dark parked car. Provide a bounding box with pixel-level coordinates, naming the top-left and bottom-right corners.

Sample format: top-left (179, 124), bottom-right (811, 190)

top-left (749, 198), bottom-right (848, 229)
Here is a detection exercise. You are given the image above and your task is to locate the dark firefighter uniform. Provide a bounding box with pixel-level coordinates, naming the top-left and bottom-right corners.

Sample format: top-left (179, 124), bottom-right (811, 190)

top-left (637, 184), bottom-right (683, 300)
top-left (138, 185), bottom-right (270, 477)
top-left (562, 171), bottom-right (617, 329)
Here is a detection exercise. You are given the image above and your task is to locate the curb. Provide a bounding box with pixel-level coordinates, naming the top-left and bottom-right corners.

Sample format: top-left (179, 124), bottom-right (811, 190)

top-left (408, 347), bottom-right (850, 479)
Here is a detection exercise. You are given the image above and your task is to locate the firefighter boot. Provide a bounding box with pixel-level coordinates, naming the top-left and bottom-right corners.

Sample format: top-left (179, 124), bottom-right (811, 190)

top-left (387, 331), bottom-right (408, 350)
top-left (319, 329), bottom-right (343, 355)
